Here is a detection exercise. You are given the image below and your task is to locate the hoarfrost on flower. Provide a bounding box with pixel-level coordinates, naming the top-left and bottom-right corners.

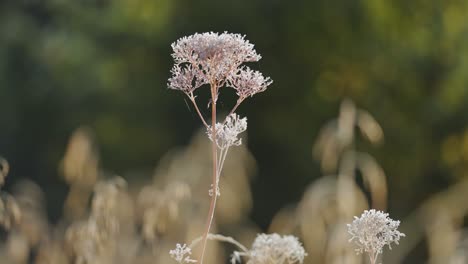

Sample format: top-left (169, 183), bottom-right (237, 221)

top-left (228, 66), bottom-right (272, 99)
top-left (170, 32), bottom-right (261, 86)
top-left (347, 209), bottom-right (405, 256)
top-left (207, 114), bottom-right (247, 149)
top-left (168, 64), bottom-right (207, 94)
top-left (169, 243), bottom-right (197, 264)
top-left (168, 32), bottom-right (272, 98)
top-left (246, 233), bottom-right (306, 264)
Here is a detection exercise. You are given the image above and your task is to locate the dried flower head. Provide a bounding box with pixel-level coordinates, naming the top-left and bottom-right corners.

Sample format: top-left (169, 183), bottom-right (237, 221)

top-left (347, 209), bottom-right (405, 263)
top-left (168, 64), bottom-right (206, 94)
top-left (246, 233), bottom-right (306, 264)
top-left (170, 32), bottom-right (261, 87)
top-left (228, 66), bottom-right (272, 99)
top-left (170, 243), bottom-right (197, 264)
top-left (169, 32), bottom-right (271, 100)
top-left (207, 114), bottom-right (247, 149)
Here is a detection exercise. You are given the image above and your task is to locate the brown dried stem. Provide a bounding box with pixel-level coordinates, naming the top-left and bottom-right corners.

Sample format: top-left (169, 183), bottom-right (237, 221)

top-left (198, 83), bottom-right (219, 264)
top-left (188, 93), bottom-right (209, 128)
top-left (224, 98), bottom-right (244, 124)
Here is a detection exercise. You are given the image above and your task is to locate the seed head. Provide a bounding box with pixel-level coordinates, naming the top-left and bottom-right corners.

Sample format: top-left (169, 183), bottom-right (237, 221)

top-left (246, 233), bottom-right (306, 264)
top-left (228, 66), bottom-right (272, 99)
top-left (169, 243), bottom-right (197, 264)
top-left (207, 114), bottom-right (247, 149)
top-left (168, 32), bottom-right (271, 97)
top-left (347, 209), bottom-right (405, 256)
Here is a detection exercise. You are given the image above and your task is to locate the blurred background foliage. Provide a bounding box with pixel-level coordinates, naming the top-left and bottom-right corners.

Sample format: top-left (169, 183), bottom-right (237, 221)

top-left (2, 0), bottom-right (468, 262)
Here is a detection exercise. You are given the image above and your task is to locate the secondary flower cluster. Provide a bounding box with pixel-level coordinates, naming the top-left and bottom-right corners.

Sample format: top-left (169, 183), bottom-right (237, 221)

top-left (239, 233), bottom-right (307, 264)
top-left (228, 66), bottom-right (272, 100)
top-left (207, 114), bottom-right (247, 150)
top-left (169, 243), bottom-right (197, 264)
top-left (347, 209), bottom-right (405, 256)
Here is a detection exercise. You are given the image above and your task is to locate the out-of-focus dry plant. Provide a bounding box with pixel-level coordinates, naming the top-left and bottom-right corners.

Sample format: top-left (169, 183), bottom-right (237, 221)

top-left (13, 181), bottom-right (49, 247)
top-left (2, 101), bottom-right (466, 263)
top-left (0, 158), bottom-right (23, 264)
top-left (26, 126), bottom-right (256, 264)
top-left (151, 130), bottom-right (256, 227)
top-left (61, 127), bottom-right (99, 188)
top-left (0, 157), bottom-right (10, 186)
top-left (270, 99), bottom-right (387, 264)
top-left (17, 125), bottom-right (258, 264)
top-left (385, 177), bottom-right (468, 263)
top-left (449, 230), bottom-right (468, 264)
top-left (60, 127), bottom-right (100, 221)
top-left (0, 180), bottom-right (48, 264)
top-left (313, 99), bottom-right (383, 173)
top-left (35, 238), bottom-right (70, 264)
top-left (0, 158), bottom-right (21, 231)
top-left (149, 130), bottom-right (258, 264)
top-left (138, 181), bottom-right (191, 243)
top-left (66, 177), bottom-right (138, 264)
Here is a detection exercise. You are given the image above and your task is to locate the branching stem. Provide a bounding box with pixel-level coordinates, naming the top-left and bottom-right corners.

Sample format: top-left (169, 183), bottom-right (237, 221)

top-left (224, 98), bottom-right (244, 125)
top-left (188, 93), bottom-right (209, 128)
top-left (190, 233), bottom-right (249, 253)
top-left (217, 147), bottom-right (229, 180)
top-left (198, 83), bottom-right (219, 264)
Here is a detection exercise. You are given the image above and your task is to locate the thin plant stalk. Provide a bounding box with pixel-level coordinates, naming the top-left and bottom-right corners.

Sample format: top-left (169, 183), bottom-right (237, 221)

top-left (190, 233), bottom-right (249, 253)
top-left (189, 93), bottom-right (209, 128)
top-left (224, 99), bottom-right (243, 124)
top-left (198, 83), bottom-right (219, 264)
top-left (370, 251), bottom-right (380, 264)
top-left (185, 85), bottom-right (232, 264)
top-left (217, 148), bottom-right (229, 180)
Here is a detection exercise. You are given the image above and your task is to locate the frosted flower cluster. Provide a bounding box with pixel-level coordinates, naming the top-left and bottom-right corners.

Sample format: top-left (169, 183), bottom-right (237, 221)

top-left (168, 32), bottom-right (271, 99)
top-left (169, 64), bottom-right (204, 94)
top-left (245, 233), bottom-right (306, 264)
top-left (207, 114), bottom-right (247, 149)
top-left (169, 243), bottom-right (197, 264)
top-left (228, 66), bottom-right (272, 99)
top-left (347, 209), bottom-right (405, 256)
